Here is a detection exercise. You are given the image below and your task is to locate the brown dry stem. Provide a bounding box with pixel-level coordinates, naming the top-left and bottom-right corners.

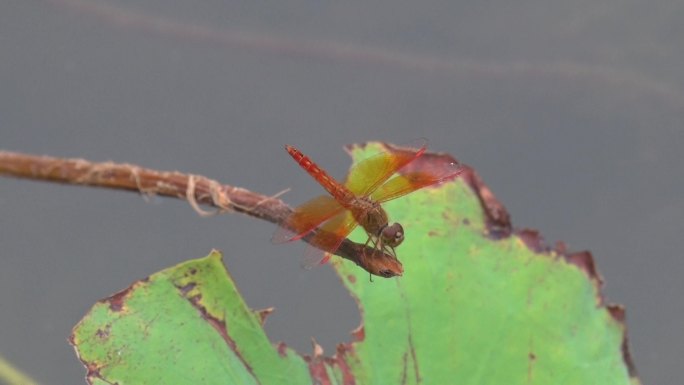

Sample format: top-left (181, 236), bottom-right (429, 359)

top-left (0, 151), bottom-right (401, 276)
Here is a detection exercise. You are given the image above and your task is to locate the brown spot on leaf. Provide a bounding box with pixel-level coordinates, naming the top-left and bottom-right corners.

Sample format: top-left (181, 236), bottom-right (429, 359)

top-left (347, 274), bottom-right (356, 284)
top-left (188, 294), bottom-right (202, 303)
top-left (304, 339), bottom-right (331, 385)
top-left (179, 282), bottom-right (196, 296)
top-left (350, 324), bottom-right (365, 341)
top-left (608, 305), bottom-right (625, 322)
top-left (608, 305), bottom-right (638, 377)
top-left (277, 341), bottom-right (288, 357)
top-left (458, 166), bottom-right (511, 236)
top-left (106, 285), bottom-right (135, 312)
top-left (518, 229), bottom-right (546, 253)
top-left (554, 241), bottom-right (567, 254)
top-left (566, 251), bottom-right (603, 287)
top-left (95, 326), bottom-right (110, 340)
top-left (84, 363), bottom-right (106, 385)
top-left (528, 351), bottom-right (537, 382)
top-left (308, 357), bottom-right (332, 385)
top-left (308, 340), bottom-right (332, 385)
top-left (333, 344), bottom-right (357, 385)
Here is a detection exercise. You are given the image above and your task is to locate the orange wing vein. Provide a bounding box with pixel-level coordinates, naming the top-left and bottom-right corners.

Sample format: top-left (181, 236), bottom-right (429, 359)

top-left (345, 140), bottom-right (427, 197)
top-left (272, 195), bottom-right (345, 243)
top-left (370, 161), bottom-right (464, 203)
top-left (301, 210), bottom-right (359, 268)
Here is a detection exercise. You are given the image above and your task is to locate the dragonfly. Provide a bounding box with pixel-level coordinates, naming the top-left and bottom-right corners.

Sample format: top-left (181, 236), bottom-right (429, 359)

top-left (274, 140), bottom-right (463, 277)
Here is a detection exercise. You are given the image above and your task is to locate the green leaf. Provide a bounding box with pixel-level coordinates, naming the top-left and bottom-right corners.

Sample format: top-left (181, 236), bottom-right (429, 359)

top-left (71, 142), bottom-right (639, 384)
top-left (71, 251), bottom-right (311, 385)
top-left (333, 145), bottom-right (639, 385)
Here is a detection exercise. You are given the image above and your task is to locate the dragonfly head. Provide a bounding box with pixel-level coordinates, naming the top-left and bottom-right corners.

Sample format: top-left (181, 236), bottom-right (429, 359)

top-left (380, 222), bottom-right (404, 248)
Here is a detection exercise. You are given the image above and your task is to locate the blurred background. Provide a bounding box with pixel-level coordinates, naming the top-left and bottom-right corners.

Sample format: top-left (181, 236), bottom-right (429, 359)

top-left (1, 1), bottom-right (682, 383)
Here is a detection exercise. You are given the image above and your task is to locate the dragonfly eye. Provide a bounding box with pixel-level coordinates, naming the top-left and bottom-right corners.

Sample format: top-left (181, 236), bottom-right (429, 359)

top-left (381, 223), bottom-right (404, 247)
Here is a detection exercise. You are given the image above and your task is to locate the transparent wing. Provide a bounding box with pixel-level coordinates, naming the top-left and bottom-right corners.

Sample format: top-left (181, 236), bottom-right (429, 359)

top-left (271, 195), bottom-right (345, 243)
top-left (300, 210), bottom-right (359, 269)
top-left (345, 139), bottom-right (427, 197)
top-left (371, 160), bottom-right (464, 203)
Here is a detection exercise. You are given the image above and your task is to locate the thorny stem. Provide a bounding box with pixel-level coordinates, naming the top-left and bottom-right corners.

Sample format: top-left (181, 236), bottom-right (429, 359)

top-left (0, 151), bottom-right (400, 275)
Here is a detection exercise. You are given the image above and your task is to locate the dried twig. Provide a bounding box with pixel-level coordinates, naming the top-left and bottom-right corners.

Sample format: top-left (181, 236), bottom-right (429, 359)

top-left (0, 151), bottom-right (402, 277)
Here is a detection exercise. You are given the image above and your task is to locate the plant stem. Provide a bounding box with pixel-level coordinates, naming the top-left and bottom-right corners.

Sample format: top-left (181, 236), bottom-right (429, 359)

top-left (0, 151), bottom-right (290, 223)
top-left (0, 151), bottom-right (402, 276)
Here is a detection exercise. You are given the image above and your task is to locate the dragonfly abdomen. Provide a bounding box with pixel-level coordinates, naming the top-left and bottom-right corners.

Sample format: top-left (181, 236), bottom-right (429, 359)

top-left (286, 145), bottom-right (354, 203)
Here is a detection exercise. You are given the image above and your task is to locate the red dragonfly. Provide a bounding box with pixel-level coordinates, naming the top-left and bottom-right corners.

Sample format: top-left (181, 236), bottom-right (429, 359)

top-left (274, 140), bottom-right (462, 277)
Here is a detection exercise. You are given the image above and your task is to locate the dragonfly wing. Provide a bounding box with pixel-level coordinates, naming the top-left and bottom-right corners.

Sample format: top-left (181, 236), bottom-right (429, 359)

top-left (301, 210), bottom-right (359, 269)
top-left (345, 139), bottom-right (427, 197)
top-left (272, 195), bottom-right (345, 243)
top-left (371, 160), bottom-right (464, 203)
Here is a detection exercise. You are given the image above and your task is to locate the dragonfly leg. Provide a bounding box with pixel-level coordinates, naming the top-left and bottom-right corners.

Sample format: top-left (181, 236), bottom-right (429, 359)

top-left (384, 244), bottom-right (397, 258)
top-left (375, 237), bottom-right (398, 259)
top-left (363, 236), bottom-right (385, 259)
top-left (361, 236), bottom-right (374, 258)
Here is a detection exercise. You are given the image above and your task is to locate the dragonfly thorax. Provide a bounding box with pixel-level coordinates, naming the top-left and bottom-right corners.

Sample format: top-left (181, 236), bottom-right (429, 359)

top-left (350, 197), bottom-right (405, 249)
top-left (349, 197), bottom-right (388, 235)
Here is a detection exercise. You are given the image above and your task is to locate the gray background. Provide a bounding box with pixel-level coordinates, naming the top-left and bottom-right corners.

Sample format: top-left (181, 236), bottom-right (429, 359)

top-left (1, 1), bottom-right (682, 384)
